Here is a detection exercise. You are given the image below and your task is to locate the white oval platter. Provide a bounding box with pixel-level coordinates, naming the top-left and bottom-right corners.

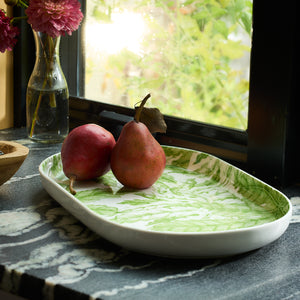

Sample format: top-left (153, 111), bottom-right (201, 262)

top-left (39, 146), bottom-right (292, 258)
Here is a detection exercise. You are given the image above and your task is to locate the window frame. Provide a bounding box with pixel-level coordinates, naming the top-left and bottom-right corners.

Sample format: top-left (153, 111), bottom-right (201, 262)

top-left (13, 0), bottom-right (300, 188)
top-left (247, 0), bottom-right (299, 187)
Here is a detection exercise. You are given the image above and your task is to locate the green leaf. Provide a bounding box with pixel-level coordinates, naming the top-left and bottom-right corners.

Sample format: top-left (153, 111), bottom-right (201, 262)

top-left (241, 12), bottom-right (252, 35)
top-left (213, 20), bottom-right (228, 38)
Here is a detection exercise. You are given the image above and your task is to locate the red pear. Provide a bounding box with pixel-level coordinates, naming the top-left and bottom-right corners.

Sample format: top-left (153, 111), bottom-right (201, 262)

top-left (110, 95), bottom-right (166, 189)
top-left (61, 123), bottom-right (116, 194)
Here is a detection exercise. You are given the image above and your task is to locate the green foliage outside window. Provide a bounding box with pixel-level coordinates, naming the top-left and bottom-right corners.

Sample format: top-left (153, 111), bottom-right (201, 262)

top-left (86, 0), bottom-right (252, 130)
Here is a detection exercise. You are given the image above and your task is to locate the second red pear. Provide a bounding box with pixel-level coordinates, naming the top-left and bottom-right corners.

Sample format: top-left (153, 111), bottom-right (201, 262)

top-left (110, 95), bottom-right (166, 189)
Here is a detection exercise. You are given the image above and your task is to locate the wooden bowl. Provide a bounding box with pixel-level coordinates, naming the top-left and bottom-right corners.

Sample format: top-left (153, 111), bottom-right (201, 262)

top-left (0, 141), bottom-right (29, 186)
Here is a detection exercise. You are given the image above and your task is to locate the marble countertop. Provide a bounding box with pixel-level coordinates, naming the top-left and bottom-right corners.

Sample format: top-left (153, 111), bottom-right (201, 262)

top-left (0, 128), bottom-right (299, 300)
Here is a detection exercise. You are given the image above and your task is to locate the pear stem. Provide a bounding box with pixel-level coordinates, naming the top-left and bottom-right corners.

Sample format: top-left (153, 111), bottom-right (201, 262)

top-left (69, 175), bottom-right (77, 195)
top-left (134, 93), bottom-right (151, 122)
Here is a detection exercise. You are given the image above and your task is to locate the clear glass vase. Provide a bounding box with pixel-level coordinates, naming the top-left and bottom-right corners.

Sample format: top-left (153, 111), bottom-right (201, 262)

top-left (26, 30), bottom-right (69, 143)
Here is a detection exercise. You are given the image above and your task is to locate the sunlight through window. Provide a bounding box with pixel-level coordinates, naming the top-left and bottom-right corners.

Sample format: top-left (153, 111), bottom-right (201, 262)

top-left (86, 11), bottom-right (145, 55)
top-left (84, 1), bottom-right (252, 130)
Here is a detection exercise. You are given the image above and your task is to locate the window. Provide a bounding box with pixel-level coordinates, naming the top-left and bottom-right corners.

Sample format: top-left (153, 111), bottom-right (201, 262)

top-left (84, 0), bottom-right (252, 130)
top-left (13, 0), bottom-right (300, 187)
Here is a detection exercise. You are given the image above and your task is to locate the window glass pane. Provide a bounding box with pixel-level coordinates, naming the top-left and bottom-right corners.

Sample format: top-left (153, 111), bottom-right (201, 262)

top-left (84, 0), bottom-right (252, 130)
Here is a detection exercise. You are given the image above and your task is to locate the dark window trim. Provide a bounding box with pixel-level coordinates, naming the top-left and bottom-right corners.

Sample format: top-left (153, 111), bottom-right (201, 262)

top-left (13, 5), bottom-right (34, 127)
top-left (247, 0), bottom-right (299, 187)
top-left (13, 0), bottom-right (300, 188)
top-left (60, 0), bottom-right (86, 97)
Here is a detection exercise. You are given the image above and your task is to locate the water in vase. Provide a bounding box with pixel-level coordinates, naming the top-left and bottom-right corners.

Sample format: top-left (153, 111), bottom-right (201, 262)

top-left (26, 87), bottom-right (69, 143)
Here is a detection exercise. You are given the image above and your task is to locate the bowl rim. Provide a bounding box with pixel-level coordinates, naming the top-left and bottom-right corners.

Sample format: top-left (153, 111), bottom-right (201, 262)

top-left (0, 141), bottom-right (29, 163)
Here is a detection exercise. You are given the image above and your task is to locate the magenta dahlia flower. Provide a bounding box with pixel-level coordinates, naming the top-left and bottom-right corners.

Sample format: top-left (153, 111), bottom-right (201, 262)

top-left (25, 0), bottom-right (83, 38)
top-left (0, 9), bottom-right (19, 53)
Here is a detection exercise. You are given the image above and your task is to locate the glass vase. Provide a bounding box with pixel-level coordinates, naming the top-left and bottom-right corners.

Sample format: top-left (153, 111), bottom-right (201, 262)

top-left (26, 30), bottom-right (69, 143)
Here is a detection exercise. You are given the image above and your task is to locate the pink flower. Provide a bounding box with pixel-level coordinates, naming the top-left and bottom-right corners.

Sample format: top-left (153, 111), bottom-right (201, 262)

top-left (26, 0), bottom-right (83, 38)
top-left (0, 9), bottom-right (19, 53)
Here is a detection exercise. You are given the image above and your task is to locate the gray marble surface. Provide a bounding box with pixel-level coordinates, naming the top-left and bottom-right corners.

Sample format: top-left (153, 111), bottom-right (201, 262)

top-left (0, 128), bottom-right (299, 300)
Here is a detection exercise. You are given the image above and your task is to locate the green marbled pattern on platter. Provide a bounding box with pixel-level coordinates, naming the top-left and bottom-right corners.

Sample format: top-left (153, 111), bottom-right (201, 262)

top-left (41, 146), bottom-right (289, 233)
